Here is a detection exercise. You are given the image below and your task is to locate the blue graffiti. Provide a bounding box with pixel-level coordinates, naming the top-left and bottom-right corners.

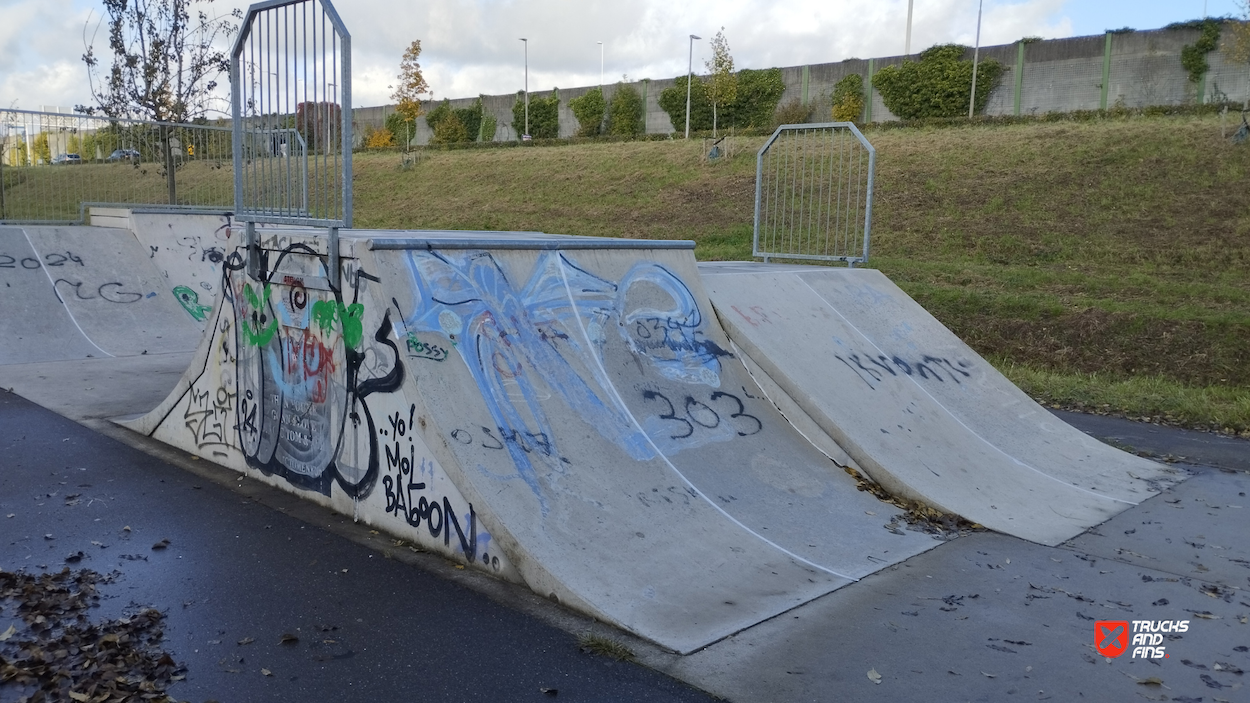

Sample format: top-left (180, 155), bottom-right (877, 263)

top-left (400, 250), bottom-right (730, 512)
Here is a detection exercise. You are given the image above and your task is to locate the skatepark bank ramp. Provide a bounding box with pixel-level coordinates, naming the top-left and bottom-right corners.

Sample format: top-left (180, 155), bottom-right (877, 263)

top-left (3, 214), bottom-right (1180, 652)
top-left (118, 228), bottom-right (949, 653)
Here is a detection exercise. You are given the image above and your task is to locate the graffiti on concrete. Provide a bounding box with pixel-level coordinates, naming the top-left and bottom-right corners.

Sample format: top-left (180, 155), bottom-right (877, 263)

top-left (173, 285), bottom-right (213, 321)
top-left (398, 250), bottom-right (736, 512)
top-left (833, 347), bottom-right (973, 391)
top-left (0, 251), bottom-right (84, 270)
top-left (381, 403), bottom-right (498, 569)
top-left (229, 244), bottom-right (405, 498)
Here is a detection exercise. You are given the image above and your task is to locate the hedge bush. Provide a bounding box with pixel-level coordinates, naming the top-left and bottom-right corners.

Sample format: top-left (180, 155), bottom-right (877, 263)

top-left (512, 89), bottom-right (560, 139)
top-left (872, 44), bottom-right (1004, 119)
top-left (608, 83), bottom-right (644, 136)
top-left (569, 87), bottom-right (605, 136)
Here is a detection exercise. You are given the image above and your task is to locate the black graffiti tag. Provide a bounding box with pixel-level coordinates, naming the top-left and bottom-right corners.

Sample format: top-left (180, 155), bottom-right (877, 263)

top-left (641, 389), bottom-right (763, 441)
top-left (834, 350), bottom-right (973, 390)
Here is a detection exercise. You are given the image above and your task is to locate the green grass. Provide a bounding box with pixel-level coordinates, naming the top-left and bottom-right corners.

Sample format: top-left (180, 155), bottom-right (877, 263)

top-left (348, 114), bottom-right (1250, 433)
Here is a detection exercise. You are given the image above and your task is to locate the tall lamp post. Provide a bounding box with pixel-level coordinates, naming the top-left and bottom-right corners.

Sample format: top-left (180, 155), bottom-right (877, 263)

top-left (905, 0), bottom-right (914, 55)
top-left (685, 34), bottom-right (701, 139)
top-left (968, 0), bottom-right (983, 119)
top-left (598, 41), bottom-right (604, 87)
top-left (520, 37), bottom-right (529, 137)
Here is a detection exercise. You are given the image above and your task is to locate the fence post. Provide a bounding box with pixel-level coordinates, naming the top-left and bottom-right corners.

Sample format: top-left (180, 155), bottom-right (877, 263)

top-left (1101, 32), bottom-right (1112, 110)
top-left (864, 59), bottom-right (875, 123)
top-left (1014, 41), bottom-right (1025, 116)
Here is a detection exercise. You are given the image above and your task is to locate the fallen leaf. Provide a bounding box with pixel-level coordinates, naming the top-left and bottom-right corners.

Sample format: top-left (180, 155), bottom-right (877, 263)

top-left (1138, 677), bottom-right (1164, 686)
top-left (69, 692), bottom-right (90, 702)
top-left (982, 671), bottom-right (997, 678)
top-left (261, 668), bottom-right (272, 676)
top-left (867, 668), bottom-right (882, 684)
top-left (280, 633), bottom-right (299, 644)
top-left (0, 624), bottom-right (15, 641)
top-left (152, 539), bottom-right (170, 550)
top-left (540, 688), bottom-right (558, 696)
top-left (238, 637), bottom-right (255, 645)
top-left (5, 514), bottom-right (13, 518)
top-left (123, 526), bottom-right (131, 531)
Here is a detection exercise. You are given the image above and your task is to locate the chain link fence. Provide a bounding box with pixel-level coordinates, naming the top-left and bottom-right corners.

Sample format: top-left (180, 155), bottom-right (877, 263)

top-left (0, 109), bottom-right (234, 224)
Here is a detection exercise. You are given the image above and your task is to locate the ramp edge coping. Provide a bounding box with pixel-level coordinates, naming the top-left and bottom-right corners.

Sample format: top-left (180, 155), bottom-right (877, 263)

top-left (370, 237), bottom-right (696, 251)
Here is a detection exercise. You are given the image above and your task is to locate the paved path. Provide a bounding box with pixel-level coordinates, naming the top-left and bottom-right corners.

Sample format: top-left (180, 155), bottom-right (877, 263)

top-left (0, 389), bottom-right (714, 703)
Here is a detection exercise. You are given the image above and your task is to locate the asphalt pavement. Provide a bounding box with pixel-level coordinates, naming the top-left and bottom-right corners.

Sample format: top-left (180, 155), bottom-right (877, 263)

top-left (0, 388), bottom-right (715, 703)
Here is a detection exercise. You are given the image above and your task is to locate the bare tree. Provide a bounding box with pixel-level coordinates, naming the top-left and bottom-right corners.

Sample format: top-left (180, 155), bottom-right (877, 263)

top-left (80, 0), bottom-right (240, 202)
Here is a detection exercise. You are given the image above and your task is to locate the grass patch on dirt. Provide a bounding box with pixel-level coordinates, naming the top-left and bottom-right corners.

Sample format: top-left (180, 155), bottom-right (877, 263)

top-left (333, 114), bottom-right (1248, 432)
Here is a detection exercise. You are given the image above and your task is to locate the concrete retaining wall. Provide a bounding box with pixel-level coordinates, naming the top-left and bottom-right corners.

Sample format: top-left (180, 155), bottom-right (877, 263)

top-left (355, 26), bottom-right (1244, 145)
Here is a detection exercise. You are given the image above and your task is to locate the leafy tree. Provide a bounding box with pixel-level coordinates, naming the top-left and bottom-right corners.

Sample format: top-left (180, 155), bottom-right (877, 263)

top-left (454, 99), bottom-right (484, 141)
top-left (511, 89), bottom-right (560, 139)
top-left (391, 40), bottom-right (431, 123)
top-left (659, 76), bottom-right (712, 132)
top-left (79, 0), bottom-right (239, 122)
top-left (831, 73), bottom-right (865, 122)
top-left (385, 111), bottom-right (415, 148)
top-left (67, 134), bottom-right (82, 155)
top-left (704, 28), bottom-right (738, 136)
top-left (79, 0), bottom-right (238, 201)
top-left (479, 112), bottom-right (498, 142)
top-left (33, 134), bottom-right (51, 164)
top-left (872, 44), bottom-right (1004, 119)
top-left (726, 68), bottom-right (785, 129)
top-left (608, 84), bottom-right (644, 136)
top-left (431, 113), bottom-right (468, 144)
top-left (363, 126), bottom-right (395, 148)
top-left (569, 87), bottom-right (606, 136)
top-left (296, 102), bottom-right (342, 152)
top-left (424, 99), bottom-right (452, 132)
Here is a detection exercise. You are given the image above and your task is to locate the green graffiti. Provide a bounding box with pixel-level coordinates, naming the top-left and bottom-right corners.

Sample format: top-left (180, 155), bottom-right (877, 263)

top-left (241, 282), bottom-right (277, 347)
top-left (311, 299), bottom-right (338, 335)
top-left (309, 300), bottom-right (365, 350)
top-left (173, 285), bottom-right (212, 322)
top-left (339, 303), bottom-right (364, 350)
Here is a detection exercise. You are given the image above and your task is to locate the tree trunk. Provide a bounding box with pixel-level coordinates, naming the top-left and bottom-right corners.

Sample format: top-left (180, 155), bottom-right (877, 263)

top-left (160, 124), bottom-right (177, 206)
top-left (713, 102), bottom-right (718, 138)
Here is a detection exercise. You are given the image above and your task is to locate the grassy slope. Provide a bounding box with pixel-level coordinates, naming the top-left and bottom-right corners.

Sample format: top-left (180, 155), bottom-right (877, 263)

top-left (352, 114), bottom-right (1250, 433)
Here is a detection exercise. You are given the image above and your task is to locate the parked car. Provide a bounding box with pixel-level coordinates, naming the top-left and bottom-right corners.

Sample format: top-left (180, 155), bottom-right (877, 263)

top-left (106, 148), bottom-right (140, 162)
top-left (51, 153), bottom-right (82, 165)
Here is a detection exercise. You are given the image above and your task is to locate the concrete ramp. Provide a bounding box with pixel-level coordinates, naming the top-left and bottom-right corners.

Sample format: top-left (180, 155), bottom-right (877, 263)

top-left (121, 230), bottom-right (944, 653)
top-left (700, 262), bottom-right (1179, 546)
top-left (0, 225), bottom-right (204, 363)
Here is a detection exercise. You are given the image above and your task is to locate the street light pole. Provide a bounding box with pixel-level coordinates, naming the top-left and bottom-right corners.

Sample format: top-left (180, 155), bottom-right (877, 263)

top-left (905, 0), bottom-right (914, 55)
top-left (520, 38), bottom-right (529, 137)
top-left (685, 34), bottom-right (700, 139)
top-left (968, 0), bottom-right (983, 119)
top-left (598, 41), bottom-right (604, 87)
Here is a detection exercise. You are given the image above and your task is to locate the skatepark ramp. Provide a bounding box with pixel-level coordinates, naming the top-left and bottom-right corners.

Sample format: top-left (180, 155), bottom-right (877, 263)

top-left (700, 262), bottom-right (1180, 547)
top-left (3, 210), bottom-right (1180, 652)
top-left (116, 227), bottom-right (958, 653)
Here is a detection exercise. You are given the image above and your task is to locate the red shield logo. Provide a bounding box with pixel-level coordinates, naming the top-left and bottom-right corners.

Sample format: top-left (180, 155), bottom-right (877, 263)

top-left (1095, 621), bottom-right (1129, 657)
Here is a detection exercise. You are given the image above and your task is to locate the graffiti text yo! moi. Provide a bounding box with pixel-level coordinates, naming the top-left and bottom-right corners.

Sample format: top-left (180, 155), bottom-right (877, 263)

top-left (381, 404), bottom-right (495, 569)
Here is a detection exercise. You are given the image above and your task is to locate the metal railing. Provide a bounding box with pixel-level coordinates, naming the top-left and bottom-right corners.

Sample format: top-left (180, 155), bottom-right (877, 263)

top-left (753, 122), bottom-right (875, 266)
top-left (0, 108), bottom-right (234, 224)
top-left (231, 0), bottom-right (352, 288)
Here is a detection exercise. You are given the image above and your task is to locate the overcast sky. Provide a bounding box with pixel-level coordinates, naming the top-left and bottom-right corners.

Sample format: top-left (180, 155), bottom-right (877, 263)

top-left (1, 0), bottom-right (1240, 116)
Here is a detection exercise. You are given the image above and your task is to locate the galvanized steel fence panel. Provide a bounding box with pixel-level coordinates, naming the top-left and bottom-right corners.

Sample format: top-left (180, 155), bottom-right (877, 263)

top-left (230, 0), bottom-right (351, 227)
top-left (753, 122), bottom-right (875, 266)
top-left (0, 109), bottom-right (233, 224)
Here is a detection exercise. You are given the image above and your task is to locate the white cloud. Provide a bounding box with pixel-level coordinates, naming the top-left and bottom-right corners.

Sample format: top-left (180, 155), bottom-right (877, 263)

top-left (7, 0), bottom-right (1076, 113)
